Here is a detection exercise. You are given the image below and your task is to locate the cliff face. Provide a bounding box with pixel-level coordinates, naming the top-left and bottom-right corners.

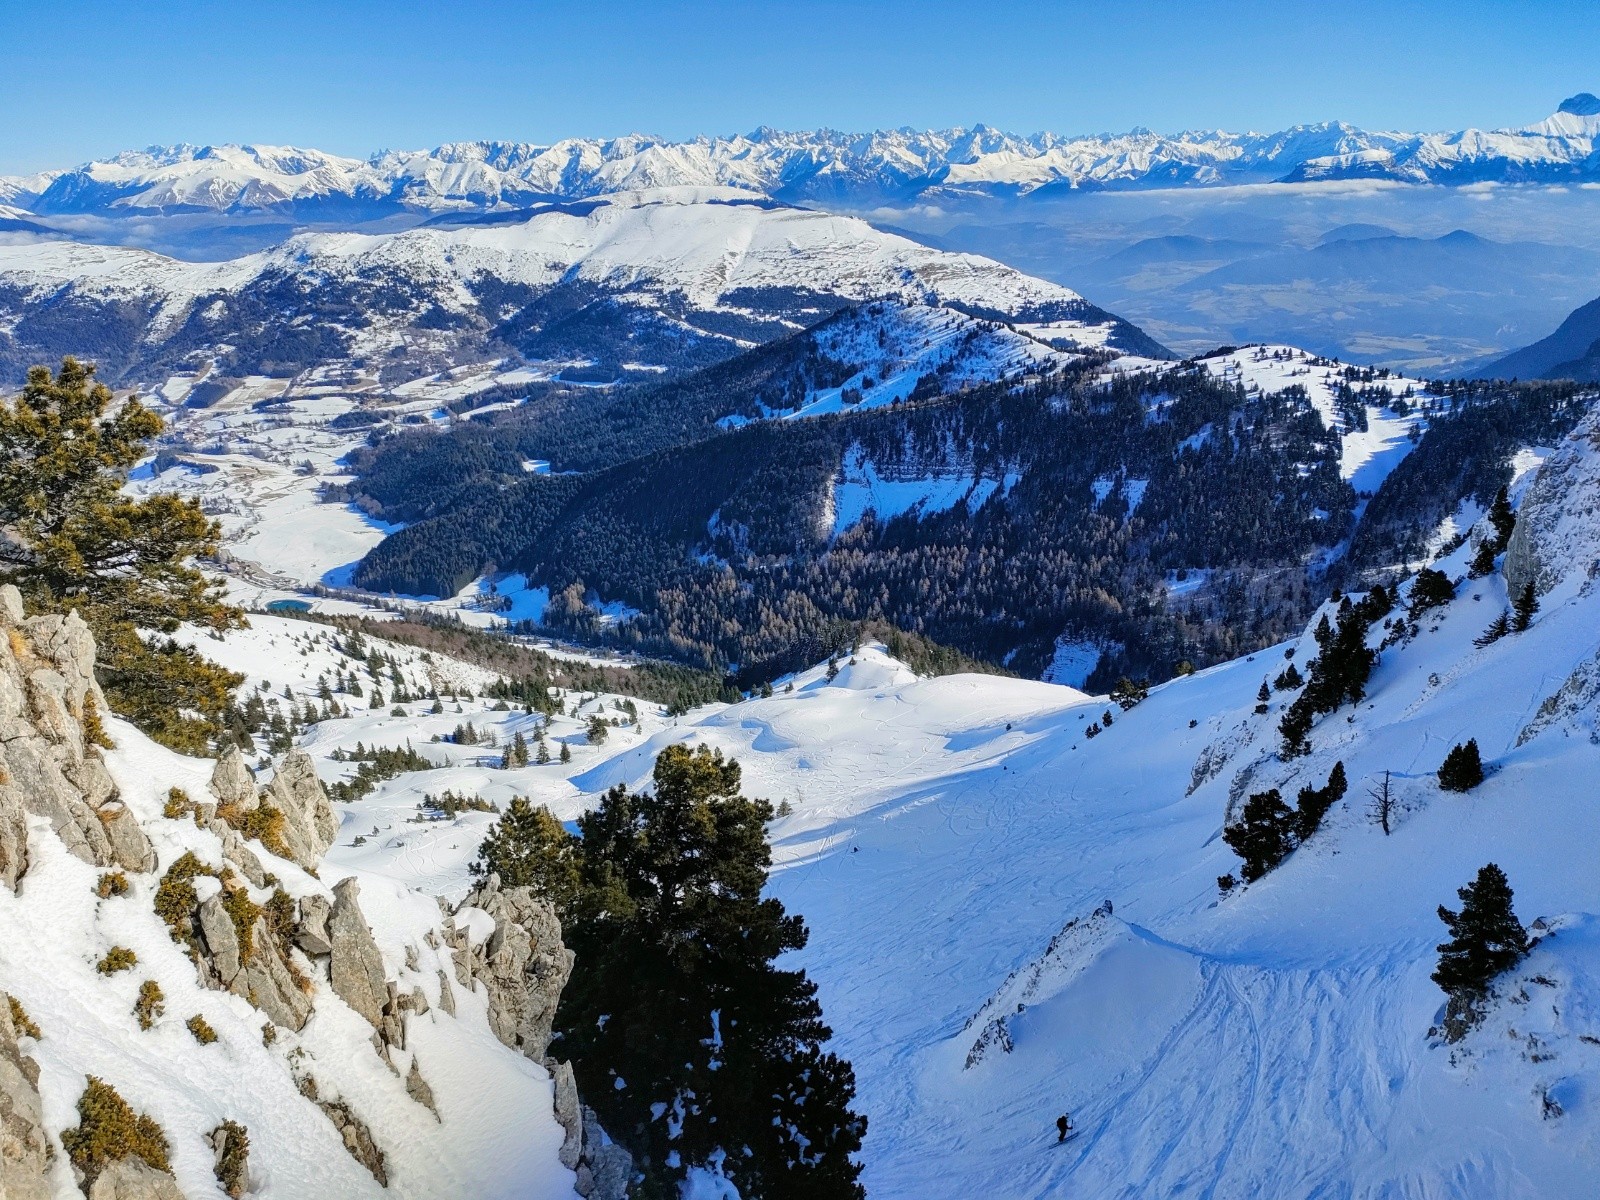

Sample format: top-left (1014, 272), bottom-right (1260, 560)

top-left (1504, 404), bottom-right (1600, 602)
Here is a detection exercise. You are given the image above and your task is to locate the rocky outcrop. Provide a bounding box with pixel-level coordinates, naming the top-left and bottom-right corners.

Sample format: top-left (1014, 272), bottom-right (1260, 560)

top-left (206, 746), bottom-right (337, 873)
top-left (193, 890), bottom-right (314, 1032)
top-left (329, 880), bottom-right (392, 1033)
top-left (297, 1076), bottom-right (387, 1187)
top-left (0, 992), bottom-right (49, 1200)
top-left (208, 747), bottom-right (255, 810)
top-left (0, 586), bottom-right (154, 883)
top-left (550, 1060), bottom-right (583, 1170)
top-left (405, 1058), bottom-right (437, 1118)
top-left (576, 1107), bottom-right (634, 1200)
top-left (294, 893), bottom-right (333, 955)
top-left (1504, 406), bottom-right (1600, 600)
top-left (446, 877), bottom-right (629, 1197)
top-left (86, 1157), bottom-right (185, 1200)
top-left (263, 753), bottom-right (339, 871)
top-left (448, 875), bottom-right (573, 1060)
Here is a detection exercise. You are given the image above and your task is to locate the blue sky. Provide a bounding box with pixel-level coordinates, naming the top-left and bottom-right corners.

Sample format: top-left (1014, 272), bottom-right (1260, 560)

top-left (0, 0), bottom-right (1592, 173)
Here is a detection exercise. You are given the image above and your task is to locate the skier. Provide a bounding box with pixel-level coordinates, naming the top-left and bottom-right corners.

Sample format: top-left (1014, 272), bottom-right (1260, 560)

top-left (1056, 1113), bottom-right (1072, 1143)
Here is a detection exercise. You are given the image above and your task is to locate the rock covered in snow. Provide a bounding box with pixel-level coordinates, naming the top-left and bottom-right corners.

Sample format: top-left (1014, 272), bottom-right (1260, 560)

top-left (296, 1075), bottom-right (387, 1187)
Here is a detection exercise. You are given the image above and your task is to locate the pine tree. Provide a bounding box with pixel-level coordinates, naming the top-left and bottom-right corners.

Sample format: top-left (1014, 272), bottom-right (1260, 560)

top-left (1438, 739), bottom-right (1485, 792)
top-left (1433, 863), bottom-right (1529, 997)
top-left (548, 745), bottom-right (866, 1198)
top-left (1408, 567), bottom-right (1455, 616)
top-left (585, 714), bottom-right (608, 745)
top-left (1474, 610), bottom-right (1511, 648)
top-left (1223, 789), bottom-right (1296, 882)
top-left (559, 741), bottom-right (572, 764)
top-left (0, 359), bottom-right (243, 751)
top-left (1279, 694), bottom-right (1314, 758)
top-left (536, 740), bottom-right (552, 765)
top-left (1255, 679), bottom-right (1271, 714)
top-left (1511, 582), bottom-right (1539, 633)
top-left (1487, 485), bottom-right (1516, 548)
top-left (1467, 538), bottom-right (1498, 579)
top-left (511, 730), bottom-right (530, 767)
top-left (1295, 760), bottom-right (1347, 840)
top-left (470, 797), bottom-right (580, 908)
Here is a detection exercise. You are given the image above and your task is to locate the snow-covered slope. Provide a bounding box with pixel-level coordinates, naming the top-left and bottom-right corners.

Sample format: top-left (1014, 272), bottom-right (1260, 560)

top-left (0, 188), bottom-right (1084, 315)
top-left (15, 95), bottom-right (1600, 219)
top-left (545, 398), bottom-right (1600, 1197)
top-left (33, 395), bottom-right (1600, 1197)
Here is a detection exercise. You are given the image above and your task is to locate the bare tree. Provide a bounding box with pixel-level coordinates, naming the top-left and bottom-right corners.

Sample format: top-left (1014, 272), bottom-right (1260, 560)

top-left (1368, 770), bottom-right (1395, 835)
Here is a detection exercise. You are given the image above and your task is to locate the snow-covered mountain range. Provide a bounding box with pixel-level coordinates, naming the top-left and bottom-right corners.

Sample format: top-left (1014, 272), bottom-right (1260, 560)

top-left (0, 187), bottom-right (1158, 384)
top-left (7, 95), bottom-right (1599, 218)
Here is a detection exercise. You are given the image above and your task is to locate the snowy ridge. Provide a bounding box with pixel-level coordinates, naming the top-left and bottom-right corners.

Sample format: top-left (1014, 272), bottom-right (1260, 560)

top-left (11, 95), bottom-right (1600, 216)
top-left (768, 300), bottom-right (1077, 421)
top-left (0, 188), bottom-right (1086, 315)
top-left (1110, 343), bottom-right (1435, 493)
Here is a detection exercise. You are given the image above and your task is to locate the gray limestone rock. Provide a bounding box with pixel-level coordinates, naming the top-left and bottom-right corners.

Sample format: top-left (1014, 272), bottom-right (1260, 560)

top-left (548, 1059), bottom-right (583, 1170)
top-left (454, 874), bottom-right (573, 1061)
top-left (0, 992), bottom-right (49, 1200)
top-left (405, 1057), bottom-right (438, 1118)
top-left (98, 802), bottom-right (156, 874)
top-left (195, 891), bottom-right (312, 1032)
top-left (294, 893), bottom-right (333, 956)
top-left (86, 1157), bottom-right (185, 1200)
top-left (208, 746), bottom-right (258, 811)
top-left (262, 752), bottom-right (338, 870)
top-left (329, 879), bottom-right (389, 1028)
top-left (578, 1106), bottom-right (633, 1200)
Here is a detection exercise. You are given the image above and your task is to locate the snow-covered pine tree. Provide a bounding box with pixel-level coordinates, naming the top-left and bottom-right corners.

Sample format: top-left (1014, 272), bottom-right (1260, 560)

top-left (1511, 582), bottom-right (1539, 633)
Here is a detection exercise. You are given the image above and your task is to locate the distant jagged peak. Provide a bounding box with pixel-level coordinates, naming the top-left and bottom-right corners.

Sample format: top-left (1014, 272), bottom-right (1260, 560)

top-left (1558, 92), bottom-right (1600, 117)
